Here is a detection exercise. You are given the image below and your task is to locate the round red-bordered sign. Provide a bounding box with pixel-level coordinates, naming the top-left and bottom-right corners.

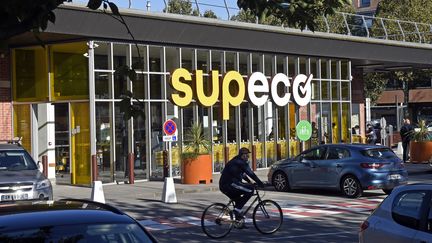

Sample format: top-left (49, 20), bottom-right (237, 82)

top-left (163, 120), bottom-right (177, 136)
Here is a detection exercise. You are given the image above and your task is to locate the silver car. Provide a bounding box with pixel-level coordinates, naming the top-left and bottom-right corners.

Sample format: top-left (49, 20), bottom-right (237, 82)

top-left (359, 183), bottom-right (432, 242)
top-left (0, 144), bottom-right (52, 202)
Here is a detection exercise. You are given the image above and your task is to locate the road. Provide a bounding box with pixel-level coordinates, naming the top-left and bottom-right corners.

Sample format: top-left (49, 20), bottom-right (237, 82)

top-left (103, 173), bottom-right (430, 243)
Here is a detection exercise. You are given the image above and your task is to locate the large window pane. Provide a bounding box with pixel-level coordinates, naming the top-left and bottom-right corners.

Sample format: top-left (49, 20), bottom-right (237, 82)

top-left (342, 103), bottom-right (350, 143)
top-left (133, 104), bottom-right (147, 180)
top-left (13, 104), bottom-right (31, 152)
top-left (115, 103), bottom-right (128, 181)
top-left (13, 48), bottom-right (48, 101)
top-left (150, 103), bottom-right (164, 179)
top-left (52, 43), bottom-right (89, 100)
top-left (96, 102), bottom-right (113, 183)
top-left (94, 42), bottom-right (110, 70)
top-left (95, 72), bottom-right (110, 99)
top-left (332, 103), bottom-right (340, 143)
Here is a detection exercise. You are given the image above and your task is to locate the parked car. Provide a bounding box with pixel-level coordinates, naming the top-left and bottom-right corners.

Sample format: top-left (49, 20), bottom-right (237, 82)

top-left (359, 183), bottom-right (432, 243)
top-left (0, 199), bottom-right (158, 242)
top-left (0, 143), bottom-right (52, 202)
top-left (268, 144), bottom-right (408, 198)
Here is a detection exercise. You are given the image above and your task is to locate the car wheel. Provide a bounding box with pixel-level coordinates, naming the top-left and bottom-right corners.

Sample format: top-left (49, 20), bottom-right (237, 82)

top-left (341, 175), bottom-right (362, 198)
top-left (272, 171), bottom-right (290, 192)
top-left (382, 188), bottom-right (393, 195)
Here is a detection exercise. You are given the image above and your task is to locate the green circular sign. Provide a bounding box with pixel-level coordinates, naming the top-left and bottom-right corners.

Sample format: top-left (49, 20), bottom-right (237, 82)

top-left (296, 120), bottom-right (312, 141)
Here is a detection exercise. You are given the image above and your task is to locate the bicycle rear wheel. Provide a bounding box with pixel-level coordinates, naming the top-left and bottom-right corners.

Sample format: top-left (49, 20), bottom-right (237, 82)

top-left (201, 203), bottom-right (233, 239)
top-left (253, 199), bottom-right (283, 234)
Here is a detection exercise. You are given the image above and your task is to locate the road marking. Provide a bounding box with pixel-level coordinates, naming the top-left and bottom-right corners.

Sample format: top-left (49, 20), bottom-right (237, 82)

top-left (259, 231), bottom-right (354, 240)
top-left (140, 198), bottom-right (383, 231)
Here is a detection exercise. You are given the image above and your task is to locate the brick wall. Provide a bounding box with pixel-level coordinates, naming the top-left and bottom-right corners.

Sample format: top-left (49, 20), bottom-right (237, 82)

top-left (0, 51), bottom-right (12, 140)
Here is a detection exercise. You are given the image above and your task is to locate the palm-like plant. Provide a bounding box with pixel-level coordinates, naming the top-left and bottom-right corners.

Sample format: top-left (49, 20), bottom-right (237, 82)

top-left (182, 121), bottom-right (211, 160)
top-left (409, 120), bottom-right (432, 142)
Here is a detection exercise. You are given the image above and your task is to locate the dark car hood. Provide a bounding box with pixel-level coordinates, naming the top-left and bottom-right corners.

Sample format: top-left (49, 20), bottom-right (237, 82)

top-left (0, 169), bottom-right (44, 184)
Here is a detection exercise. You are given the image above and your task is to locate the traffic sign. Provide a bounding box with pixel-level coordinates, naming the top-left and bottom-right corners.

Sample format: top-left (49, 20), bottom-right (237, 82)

top-left (163, 119), bottom-right (177, 136)
top-left (296, 120), bottom-right (312, 141)
top-left (163, 135), bottom-right (177, 142)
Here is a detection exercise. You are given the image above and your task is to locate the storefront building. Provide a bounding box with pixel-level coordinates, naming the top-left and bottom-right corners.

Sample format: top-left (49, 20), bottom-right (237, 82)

top-left (4, 4), bottom-right (431, 185)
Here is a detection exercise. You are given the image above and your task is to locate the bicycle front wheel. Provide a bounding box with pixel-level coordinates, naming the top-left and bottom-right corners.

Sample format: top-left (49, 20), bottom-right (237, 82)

top-left (201, 203), bottom-right (233, 239)
top-left (253, 199), bottom-right (283, 234)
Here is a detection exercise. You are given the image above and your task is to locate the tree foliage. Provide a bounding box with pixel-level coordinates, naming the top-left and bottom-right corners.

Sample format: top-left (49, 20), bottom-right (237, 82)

top-left (164, 0), bottom-right (199, 16)
top-left (371, 0), bottom-right (432, 42)
top-left (364, 0), bottom-right (432, 112)
top-left (203, 10), bottom-right (218, 19)
top-left (237, 0), bottom-right (352, 31)
top-left (363, 72), bottom-right (391, 104)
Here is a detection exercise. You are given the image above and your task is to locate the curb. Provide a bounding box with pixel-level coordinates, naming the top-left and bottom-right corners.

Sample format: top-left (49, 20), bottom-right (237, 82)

top-left (154, 186), bottom-right (219, 197)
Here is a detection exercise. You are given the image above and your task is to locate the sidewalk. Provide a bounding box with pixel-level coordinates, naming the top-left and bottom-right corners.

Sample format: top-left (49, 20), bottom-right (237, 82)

top-left (53, 168), bottom-right (270, 201)
top-left (53, 161), bottom-right (431, 202)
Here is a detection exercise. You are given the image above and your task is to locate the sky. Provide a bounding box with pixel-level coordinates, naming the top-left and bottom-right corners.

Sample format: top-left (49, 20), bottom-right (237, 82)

top-left (73, 0), bottom-right (240, 20)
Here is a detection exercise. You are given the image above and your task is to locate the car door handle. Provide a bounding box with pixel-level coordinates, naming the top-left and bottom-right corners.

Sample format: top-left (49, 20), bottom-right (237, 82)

top-left (336, 164), bottom-right (342, 168)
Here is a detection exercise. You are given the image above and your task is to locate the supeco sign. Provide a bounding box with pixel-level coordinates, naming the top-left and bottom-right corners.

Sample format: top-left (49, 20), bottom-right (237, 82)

top-left (170, 68), bottom-right (312, 120)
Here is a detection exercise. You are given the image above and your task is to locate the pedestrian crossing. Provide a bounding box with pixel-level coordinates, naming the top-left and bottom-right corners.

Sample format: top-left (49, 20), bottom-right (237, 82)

top-left (138, 198), bottom-right (383, 231)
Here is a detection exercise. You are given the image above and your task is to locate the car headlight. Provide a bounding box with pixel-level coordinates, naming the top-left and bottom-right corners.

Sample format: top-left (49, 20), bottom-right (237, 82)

top-left (36, 179), bottom-right (51, 190)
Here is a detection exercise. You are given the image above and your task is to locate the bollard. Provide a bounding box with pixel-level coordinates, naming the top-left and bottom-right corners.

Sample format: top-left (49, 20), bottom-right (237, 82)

top-left (128, 153), bottom-right (135, 184)
top-left (42, 155), bottom-right (48, 178)
top-left (252, 144), bottom-right (257, 171)
top-left (91, 154), bottom-right (98, 182)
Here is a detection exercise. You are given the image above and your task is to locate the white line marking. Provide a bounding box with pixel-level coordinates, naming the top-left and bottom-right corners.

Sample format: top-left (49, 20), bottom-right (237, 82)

top-left (261, 231), bottom-right (354, 240)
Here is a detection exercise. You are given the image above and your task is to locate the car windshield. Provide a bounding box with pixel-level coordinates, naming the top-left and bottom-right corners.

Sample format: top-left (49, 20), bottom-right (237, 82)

top-left (361, 148), bottom-right (398, 159)
top-left (0, 223), bottom-right (154, 242)
top-left (0, 150), bottom-right (37, 171)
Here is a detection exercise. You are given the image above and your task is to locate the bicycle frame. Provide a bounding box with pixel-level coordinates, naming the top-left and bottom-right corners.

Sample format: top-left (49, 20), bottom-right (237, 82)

top-left (226, 188), bottom-right (266, 219)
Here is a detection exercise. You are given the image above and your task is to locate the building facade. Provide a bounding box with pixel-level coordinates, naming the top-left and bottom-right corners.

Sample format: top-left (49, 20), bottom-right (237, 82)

top-left (2, 4), bottom-right (432, 185)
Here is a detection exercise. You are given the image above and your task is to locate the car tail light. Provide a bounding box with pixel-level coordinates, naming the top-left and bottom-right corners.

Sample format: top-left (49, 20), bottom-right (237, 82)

top-left (360, 220), bottom-right (369, 232)
top-left (360, 163), bottom-right (385, 169)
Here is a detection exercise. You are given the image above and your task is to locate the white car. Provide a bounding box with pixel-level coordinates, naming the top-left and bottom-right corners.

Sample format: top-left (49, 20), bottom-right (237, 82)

top-left (359, 183), bottom-right (432, 243)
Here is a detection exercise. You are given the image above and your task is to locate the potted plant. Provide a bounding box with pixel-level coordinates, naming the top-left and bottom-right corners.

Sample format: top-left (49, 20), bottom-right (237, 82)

top-left (409, 120), bottom-right (432, 163)
top-left (181, 121), bottom-right (213, 184)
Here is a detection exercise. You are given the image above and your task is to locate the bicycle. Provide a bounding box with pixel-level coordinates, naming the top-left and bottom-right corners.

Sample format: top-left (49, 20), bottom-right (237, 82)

top-left (201, 185), bottom-right (283, 239)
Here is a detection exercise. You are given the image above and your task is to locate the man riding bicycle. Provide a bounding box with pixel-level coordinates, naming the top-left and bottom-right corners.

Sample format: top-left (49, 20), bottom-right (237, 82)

top-left (219, 147), bottom-right (265, 222)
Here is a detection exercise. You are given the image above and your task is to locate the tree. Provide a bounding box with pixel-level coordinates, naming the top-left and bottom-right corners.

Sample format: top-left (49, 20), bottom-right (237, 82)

top-left (237, 0), bottom-right (352, 31)
top-left (364, 0), bottom-right (432, 117)
top-left (232, 2), bottom-right (354, 29)
top-left (363, 72), bottom-right (390, 104)
top-left (230, 9), bottom-right (283, 25)
top-left (203, 10), bottom-right (217, 19)
top-left (164, 0), bottom-right (199, 16)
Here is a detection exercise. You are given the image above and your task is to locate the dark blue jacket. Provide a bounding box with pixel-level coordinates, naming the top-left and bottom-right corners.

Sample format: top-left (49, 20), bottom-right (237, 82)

top-left (219, 155), bottom-right (263, 189)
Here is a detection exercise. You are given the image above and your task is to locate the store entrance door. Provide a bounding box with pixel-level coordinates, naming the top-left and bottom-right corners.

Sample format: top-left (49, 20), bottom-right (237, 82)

top-left (54, 103), bottom-right (70, 184)
top-left (54, 102), bottom-right (91, 185)
top-left (70, 102), bottom-right (91, 185)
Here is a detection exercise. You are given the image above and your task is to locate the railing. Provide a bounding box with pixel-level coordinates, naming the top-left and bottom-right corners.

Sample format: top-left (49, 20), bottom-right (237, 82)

top-left (157, 0), bottom-right (432, 44)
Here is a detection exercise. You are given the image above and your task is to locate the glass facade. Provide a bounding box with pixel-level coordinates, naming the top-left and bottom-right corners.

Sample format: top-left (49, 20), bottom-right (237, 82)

top-left (11, 41), bottom-right (353, 184)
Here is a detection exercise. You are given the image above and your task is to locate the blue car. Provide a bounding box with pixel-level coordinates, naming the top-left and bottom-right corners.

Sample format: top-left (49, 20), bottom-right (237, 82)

top-left (268, 144), bottom-right (408, 198)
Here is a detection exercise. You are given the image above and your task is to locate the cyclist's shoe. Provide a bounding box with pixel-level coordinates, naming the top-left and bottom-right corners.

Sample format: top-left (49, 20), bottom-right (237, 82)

top-left (234, 221), bottom-right (248, 229)
top-left (233, 210), bottom-right (243, 221)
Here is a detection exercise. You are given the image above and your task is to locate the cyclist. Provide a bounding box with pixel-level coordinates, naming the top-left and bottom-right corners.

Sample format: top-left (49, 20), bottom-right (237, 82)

top-left (219, 147), bottom-right (265, 222)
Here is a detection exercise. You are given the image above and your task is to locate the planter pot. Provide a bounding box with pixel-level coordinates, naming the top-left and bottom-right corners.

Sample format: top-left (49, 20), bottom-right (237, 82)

top-left (181, 154), bottom-right (213, 184)
top-left (409, 141), bottom-right (432, 163)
